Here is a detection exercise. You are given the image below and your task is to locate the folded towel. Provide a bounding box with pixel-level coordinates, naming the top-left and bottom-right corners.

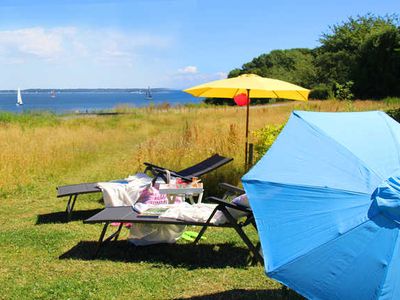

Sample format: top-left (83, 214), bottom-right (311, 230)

top-left (98, 173), bottom-right (153, 207)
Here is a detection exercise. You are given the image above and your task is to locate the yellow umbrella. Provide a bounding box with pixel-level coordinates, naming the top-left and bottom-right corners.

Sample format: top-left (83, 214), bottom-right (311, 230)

top-left (184, 74), bottom-right (310, 167)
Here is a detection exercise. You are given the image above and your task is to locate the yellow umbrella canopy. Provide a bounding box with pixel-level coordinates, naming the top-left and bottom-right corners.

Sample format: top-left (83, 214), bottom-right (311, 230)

top-left (184, 73), bottom-right (309, 101)
top-left (184, 74), bottom-right (310, 167)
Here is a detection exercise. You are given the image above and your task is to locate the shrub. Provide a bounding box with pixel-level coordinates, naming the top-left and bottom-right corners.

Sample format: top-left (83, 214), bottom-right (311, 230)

top-left (253, 124), bottom-right (284, 160)
top-left (383, 97), bottom-right (400, 105)
top-left (334, 81), bottom-right (354, 100)
top-left (309, 84), bottom-right (333, 100)
top-left (203, 98), bottom-right (234, 105)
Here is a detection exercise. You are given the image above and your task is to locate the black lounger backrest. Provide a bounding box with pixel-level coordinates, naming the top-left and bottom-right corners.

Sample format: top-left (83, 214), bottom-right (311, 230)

top-left (176, 154), bottom-right (233, 178)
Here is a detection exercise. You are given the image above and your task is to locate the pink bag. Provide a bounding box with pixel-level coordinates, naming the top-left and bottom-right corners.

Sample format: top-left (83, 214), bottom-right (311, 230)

top-left (138, 186), bottom-right (168, 205)
top-left (137, 184), bottom-right (183, 205)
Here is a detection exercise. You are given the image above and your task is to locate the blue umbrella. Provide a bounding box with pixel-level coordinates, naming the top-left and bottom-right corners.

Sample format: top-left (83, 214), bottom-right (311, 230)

top-left (242, 111), bottom-right (400, 300)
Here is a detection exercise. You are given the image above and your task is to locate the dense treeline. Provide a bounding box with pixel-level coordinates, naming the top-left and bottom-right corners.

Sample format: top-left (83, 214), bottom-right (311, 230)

top-left (205, 14), bottom-right (400, 104)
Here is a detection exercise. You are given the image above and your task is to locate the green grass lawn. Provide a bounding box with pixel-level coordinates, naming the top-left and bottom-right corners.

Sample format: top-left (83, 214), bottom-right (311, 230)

top-left (0, 106), bottom-right (293, 299)
top-left (2, 101), bottom-right (398, 299)
top-left (0, 193), bottom-right (290, 299)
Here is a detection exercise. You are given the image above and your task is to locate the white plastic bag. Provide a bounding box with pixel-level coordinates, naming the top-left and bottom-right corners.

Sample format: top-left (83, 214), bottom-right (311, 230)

top-left (126, 173), bottom-right (185, 246)
top-left (161, 203), bottom-right (219, 223)
top-left (128, 223), bottom-right (185, 246)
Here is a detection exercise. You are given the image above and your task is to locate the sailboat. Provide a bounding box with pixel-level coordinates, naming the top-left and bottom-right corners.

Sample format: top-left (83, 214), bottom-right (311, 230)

top-left (16, 88), bottom-right (23, 106)
top-left (51, 90), bottom-right (56, 98)
top-left (145, 86), bottom-right (153, 100)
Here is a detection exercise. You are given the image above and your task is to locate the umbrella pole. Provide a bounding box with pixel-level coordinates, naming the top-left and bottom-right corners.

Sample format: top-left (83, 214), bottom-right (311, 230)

top-left (245, 89), bottom-right (250, 169)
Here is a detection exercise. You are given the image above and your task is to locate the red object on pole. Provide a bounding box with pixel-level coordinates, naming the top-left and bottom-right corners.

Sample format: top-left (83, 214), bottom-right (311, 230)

top-left (233, 93), bottom-right (249, 106)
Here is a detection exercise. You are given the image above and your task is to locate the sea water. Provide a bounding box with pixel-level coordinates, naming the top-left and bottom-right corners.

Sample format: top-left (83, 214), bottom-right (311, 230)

top-left (0, 90), bottom-right (202, 113)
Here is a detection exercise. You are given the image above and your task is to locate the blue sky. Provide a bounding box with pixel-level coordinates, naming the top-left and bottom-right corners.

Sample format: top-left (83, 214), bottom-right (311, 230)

top-left (0, 0), bottom-right (398, 89)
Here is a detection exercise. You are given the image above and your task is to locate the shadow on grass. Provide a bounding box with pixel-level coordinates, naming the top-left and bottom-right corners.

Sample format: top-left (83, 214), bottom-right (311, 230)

top-left (175, 288), bottom-right (304, 300)
top-left (60, 240), bottom-right (255, 269)
top-left (36, 209), bottom-right (102, 225)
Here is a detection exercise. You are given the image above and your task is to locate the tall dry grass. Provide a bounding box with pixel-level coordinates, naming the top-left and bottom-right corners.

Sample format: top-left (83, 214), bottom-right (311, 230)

top-left (0, 100), bottom-right (399, 196)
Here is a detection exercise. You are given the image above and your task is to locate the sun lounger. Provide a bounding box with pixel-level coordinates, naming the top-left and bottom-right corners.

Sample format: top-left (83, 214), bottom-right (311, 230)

top-left (143, 153), bottom-right (233, 183)
top-left (83, 183), bottom-right (263, 264)
top-left (57, 154), bottom-right (233, 220)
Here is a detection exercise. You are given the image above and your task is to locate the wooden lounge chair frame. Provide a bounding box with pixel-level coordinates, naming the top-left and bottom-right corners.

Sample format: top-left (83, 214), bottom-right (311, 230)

top-left (56, 154), bottom-right (233, 220)
top-left (83, 183), bottom-right (263, 264)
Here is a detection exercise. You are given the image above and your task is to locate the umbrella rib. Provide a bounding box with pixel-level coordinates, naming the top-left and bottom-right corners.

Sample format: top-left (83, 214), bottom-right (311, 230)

top-left (295, 90), bottom-right (308, 101)
top-left (376, 230), bottom-right (400, 299)
top-left (272, 90), bottom-right (280, 99)
top-left (379, 111), bottom-right (400, 168)
top-left (271, 215), bottom-right (397, 300)
top-left (245, 179), bottom-right (371, 196)
top-left (269, 211), bottom-right (381, 275)
top-left (293, 112), bottom-right (385, 181)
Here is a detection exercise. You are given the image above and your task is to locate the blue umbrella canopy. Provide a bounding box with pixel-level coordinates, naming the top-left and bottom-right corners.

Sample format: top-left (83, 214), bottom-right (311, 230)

top-left (242, 111), bottom-right (400, 300)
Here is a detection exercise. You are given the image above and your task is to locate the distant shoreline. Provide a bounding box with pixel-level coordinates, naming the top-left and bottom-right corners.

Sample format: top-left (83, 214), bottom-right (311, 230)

top-left (0, 88), bottom-right (174, 93)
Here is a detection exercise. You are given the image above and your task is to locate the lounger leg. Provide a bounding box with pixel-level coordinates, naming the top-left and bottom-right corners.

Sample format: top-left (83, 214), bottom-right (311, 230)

top-left (222, 208), bottom-right (263, 264)
top-left (193, 207), bottom-right (219, 244)
top-left (95, 222), bottom-right (109, 257)
top-left (193, 226), bottom-right (208, 244)
top-left (70, 194), bottom-right (77, 215)
top-left (250, 242), bottom-right (263, 265)
top-left (66, 194), bottom-right (78, 221)
top-left (233, 224), bottom-right (263, 264)
top-left (66, 195), bottom-right (72, 214)
top-left (249, 218), bottom-right (263, 265)
top-left (113, 223), bottom-right (123, 241)
top-left (94, 222), bottom-right (123, 258)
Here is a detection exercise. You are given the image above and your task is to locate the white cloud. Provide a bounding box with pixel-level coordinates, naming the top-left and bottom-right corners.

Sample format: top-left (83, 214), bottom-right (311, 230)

top-left (0, 26), bottom-right (173, 66)
top-left (178, 65), bottom-right (198, 74)
top-left (0, 27), bottom-right (65, 59)
top-left (215, 71), bottom-right (227, 79)
top-left (164, 70), bottom-right (228, 89)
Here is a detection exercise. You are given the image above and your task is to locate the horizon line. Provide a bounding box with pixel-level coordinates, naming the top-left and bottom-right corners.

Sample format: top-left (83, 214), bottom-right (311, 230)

top-left (0, 87), bottom-right (182, 91)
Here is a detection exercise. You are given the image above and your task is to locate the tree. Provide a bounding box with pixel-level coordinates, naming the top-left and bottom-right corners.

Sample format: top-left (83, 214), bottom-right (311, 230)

top-left (228, 48), bottom-right (317, 88)
top-left (221, 14), bottom-right (400, 103)
top-left (228, 68), bottom-right (242, 78)
top-left (354, 27), bottom-right (400, 98)
top-left (316, 14), bottom-right (400, 98)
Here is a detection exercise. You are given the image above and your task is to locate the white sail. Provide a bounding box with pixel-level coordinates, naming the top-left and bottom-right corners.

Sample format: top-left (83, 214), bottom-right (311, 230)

top-left (16, 88), bottom-right (23, 106)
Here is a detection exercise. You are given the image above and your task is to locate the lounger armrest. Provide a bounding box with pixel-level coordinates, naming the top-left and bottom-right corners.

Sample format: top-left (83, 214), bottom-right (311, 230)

top-left (144, 162), bottom-right (192, 182)
top-left (164, 170), bottom-right (192, 182)
top-left (143, 162), bottom-right (170, 175)
top-left (207, 196), bottom-right (251, 213)
top-left (219, 183), bottom-right (245, 195)
top-left (143, 162), bottom-right (165, 170)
